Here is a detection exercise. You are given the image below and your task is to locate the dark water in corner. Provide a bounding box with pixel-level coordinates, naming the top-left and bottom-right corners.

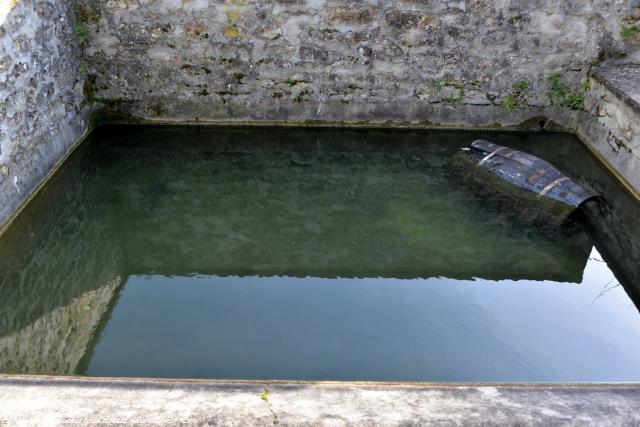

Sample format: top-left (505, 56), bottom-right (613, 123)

top-left (1, 126), bottom-right (640, 382)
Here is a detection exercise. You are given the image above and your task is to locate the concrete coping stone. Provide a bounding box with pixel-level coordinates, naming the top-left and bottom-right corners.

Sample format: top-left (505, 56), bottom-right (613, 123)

top-left (1, 375), bottom-right (640, 425)
top-left (592, 63), bottom-right (640, 113)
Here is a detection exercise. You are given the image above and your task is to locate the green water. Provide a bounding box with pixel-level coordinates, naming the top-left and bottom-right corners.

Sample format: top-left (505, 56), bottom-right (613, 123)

top-left (1, 126), bottom-right (639, 382)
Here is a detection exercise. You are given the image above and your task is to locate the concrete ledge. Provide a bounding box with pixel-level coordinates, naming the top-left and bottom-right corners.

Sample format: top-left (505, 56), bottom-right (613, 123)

top-left (581, 63), bottom-right (640, 200)
top-left (592, 64), bottom-right (640, 113)
top-left (1, 376), bottom-right (639, 425)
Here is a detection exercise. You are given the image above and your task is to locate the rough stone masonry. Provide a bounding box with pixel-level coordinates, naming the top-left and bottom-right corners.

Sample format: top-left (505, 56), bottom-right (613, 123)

top-left (0, 0), bottom-right (88, 226)
top-left (76, 0), bottom-right (637, 121)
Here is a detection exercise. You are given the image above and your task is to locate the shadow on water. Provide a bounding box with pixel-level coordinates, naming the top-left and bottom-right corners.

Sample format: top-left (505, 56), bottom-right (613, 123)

top-left (0, 126), bottom-right (639, 380)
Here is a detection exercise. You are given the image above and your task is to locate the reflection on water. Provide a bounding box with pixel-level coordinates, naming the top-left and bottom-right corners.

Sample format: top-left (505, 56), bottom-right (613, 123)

top-left (86, 250), bottom-right (640, 382)
top-left (0, 126), bottom-right (639, 381)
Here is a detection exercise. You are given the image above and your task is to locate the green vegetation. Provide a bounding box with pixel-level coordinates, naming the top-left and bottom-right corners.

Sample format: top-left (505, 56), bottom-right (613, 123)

top-left (502, 80), bottom-right (531, 111)
top-left (432, 80), bottom-right (465, 105)
top-left (261, 386), bottom-right (270, 401)
top-left (432, 80), bottom-right (446, 92)
top-left (74, 22), bottom-right (90, 40)
top-left (445, 84), bottom-right (465, 105)
top-left (547, 73), bottom-right (590, 111)
top-left (502, 95), bottom-right (518, 111)
top-left (79, 62), bottom-right (89, 75)
top-left (513, 80), bottom-right (531, 93)
top-left (621, 26), bottom-right (640, 39)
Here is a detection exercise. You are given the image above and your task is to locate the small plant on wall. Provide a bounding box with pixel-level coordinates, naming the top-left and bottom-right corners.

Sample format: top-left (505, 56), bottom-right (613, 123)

top-left (74, 22), bottom-right (90, 40)
top-left (547, 73), bottom-right (590, 111)
top-left (432, 80), bottom-right (465, 105)
top-left (621, 25), bottom-right (640, 39)
top-left (502, 80), bottom-right (531, 111)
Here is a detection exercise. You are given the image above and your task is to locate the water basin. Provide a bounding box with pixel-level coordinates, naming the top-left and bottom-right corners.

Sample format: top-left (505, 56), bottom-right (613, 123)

top-left (1, 126), bottom-right (639, 382)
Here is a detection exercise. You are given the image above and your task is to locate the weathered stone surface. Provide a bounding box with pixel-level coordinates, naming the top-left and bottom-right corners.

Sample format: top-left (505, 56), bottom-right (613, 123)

top-left (2, 0), bottom-right (640, 230)
top-left (593, 63), bottom-right (640, 113)
top-left (1, 377), bottom-right (640, 425)
top-left (74, 0), bottom-right (636, 121)
top-left (583, 63), bottom-right (640, 197)
top-left (0, 0), bottom-right (89, 228)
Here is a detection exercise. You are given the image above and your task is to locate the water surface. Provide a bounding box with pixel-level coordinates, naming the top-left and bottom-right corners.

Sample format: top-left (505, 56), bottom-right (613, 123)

top-left (1, 126), bottom-right (639, 381)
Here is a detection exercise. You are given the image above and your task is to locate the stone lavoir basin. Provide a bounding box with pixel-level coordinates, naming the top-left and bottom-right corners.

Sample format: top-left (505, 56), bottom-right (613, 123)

top-left (1, 125), bottom-right (640, 383)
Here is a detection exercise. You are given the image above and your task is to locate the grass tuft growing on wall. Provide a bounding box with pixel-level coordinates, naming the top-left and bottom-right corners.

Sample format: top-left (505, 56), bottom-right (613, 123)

top-left (74, 22), bottom-right (90, 40)
top-left (621, 26), bottom-right (640, 39)
top-left (547, 73), bottom-right (590, 111)
top-left (502, 80), bottom-right (531, 111)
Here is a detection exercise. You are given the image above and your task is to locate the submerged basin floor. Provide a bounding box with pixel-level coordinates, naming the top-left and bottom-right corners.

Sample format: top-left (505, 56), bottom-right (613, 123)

top-left (1, 126), bottom-right (640, 382)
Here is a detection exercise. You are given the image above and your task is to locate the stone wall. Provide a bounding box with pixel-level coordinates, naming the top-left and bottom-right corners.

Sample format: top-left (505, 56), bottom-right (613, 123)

top-left (0, 0), bottom-right (88, 228)
top-left (586, 64), bottom-right (640, 187)
top-left (0, 0), bottom-right (639, 229)
top-left (77, 0), bottom-right (637, 123)
top-left (567, 63), bottom-right (640, 202)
